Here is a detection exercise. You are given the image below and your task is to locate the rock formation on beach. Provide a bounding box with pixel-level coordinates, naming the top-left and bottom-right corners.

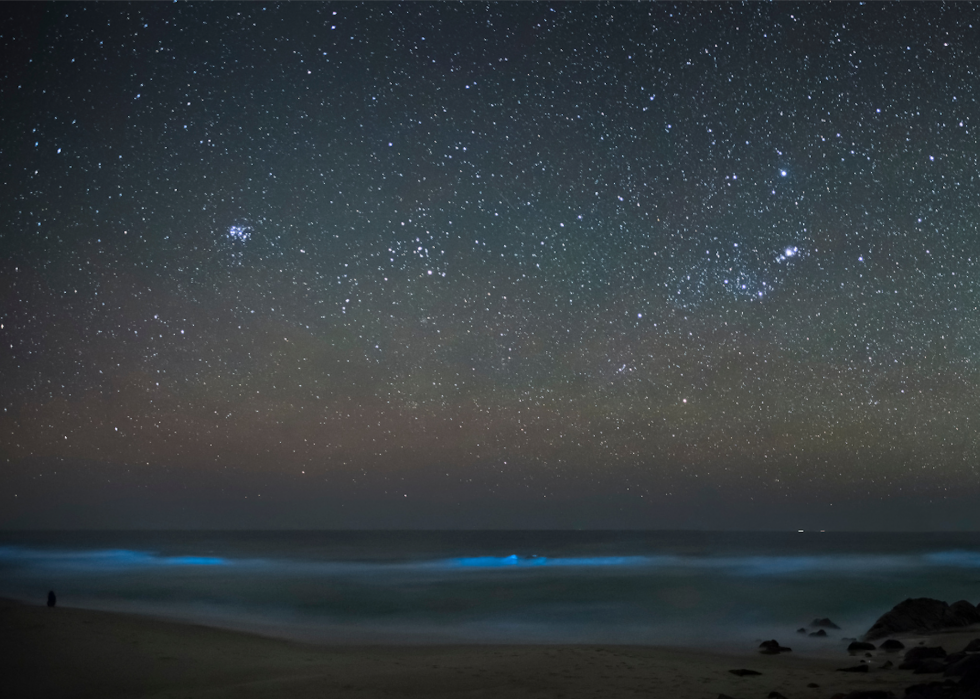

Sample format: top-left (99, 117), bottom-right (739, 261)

top-left (812, 617), bottom-right (841, 629)
top-left (828, 601), bottom-right (980, 699)
top-left (728, 668), bottom-right (762, 676)
top-left (864, 598), bottom-right (980, 640)
top-left (898, 645), bottom-right (946, 671)
top-left (758, 639), bottom-right (792, 654)
top-left (837, 664), bottom-right (869, 673)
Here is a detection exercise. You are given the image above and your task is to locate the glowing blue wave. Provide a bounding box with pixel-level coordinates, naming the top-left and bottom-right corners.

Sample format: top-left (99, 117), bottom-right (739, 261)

top-left (923, 550), bottom-right (980, 568)
top-left (0, 547), bottom-right (226, 569)
top-left (448, 554), bottom-right (647, 568)
top-left (2, 546), bottom-right (980, 576)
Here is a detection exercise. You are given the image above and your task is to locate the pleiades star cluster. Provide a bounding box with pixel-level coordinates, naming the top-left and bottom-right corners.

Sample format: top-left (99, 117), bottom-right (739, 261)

top-left (2, 3), bottom-right (979, 528)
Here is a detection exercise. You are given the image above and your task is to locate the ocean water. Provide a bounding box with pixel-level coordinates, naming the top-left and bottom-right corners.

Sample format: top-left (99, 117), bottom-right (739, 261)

top-left (1, 531), bottom-right (979, 648)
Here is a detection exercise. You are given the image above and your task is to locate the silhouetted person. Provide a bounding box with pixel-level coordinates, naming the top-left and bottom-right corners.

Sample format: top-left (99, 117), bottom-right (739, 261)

top-left (47, 590), bottom-right (56, 608)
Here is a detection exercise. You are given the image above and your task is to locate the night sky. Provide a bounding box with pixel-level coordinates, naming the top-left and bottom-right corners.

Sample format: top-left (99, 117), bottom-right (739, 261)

top-left (2, 3), bottom-right (980, 529)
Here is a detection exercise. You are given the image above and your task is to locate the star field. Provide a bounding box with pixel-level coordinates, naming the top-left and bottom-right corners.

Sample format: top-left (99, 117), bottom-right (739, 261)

top-left (2, 3), bottom-right (980, 528)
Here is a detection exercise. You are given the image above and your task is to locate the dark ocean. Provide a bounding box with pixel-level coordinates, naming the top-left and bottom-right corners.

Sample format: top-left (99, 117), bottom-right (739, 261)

top-left (2, 531), bottom-right (978, 648)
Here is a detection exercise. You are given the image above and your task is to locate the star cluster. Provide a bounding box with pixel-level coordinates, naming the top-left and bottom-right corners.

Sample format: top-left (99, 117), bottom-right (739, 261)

top-left (2, 3), bottom-right (980, 527)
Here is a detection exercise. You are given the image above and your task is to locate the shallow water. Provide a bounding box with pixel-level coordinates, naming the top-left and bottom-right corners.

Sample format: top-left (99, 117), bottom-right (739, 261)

top-left (1, 531), bottom-right (978, 646)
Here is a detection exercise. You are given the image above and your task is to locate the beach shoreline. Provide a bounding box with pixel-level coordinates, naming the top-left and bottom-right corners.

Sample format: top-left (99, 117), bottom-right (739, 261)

top-left (5, 597), bottom-right (976, 699)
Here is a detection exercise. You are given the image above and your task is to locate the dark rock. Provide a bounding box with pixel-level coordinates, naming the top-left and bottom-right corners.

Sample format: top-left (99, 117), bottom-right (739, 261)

top-left (905, 646), bottom-right (946, 662)
top-left (807, 683), bottom-right (820, 688)
top-left (904, 682), bottom-right (954, 699)
top-left (944, 652), bottom-right (967, 666)
top-left (955, 671), bottom-right (980, 699)
top-left (718, 695), bottom-right (740, 699)
top-left (902, 646), bottom-right (948, 670)
top-left (912, 659), bottom-right (948, 674)
top-left (797, 627), bottom-right (807, 634)
top-left (810, 629), bottom-right (828, 637)
top-left (866, 599), bottom-right (980, 640)
top-left (812, 617), bottom-right (842, 629)
top-left (46, 590), bottom-right (56, 608)
top-left (768, 692), bottom-right (788, 699)
top-left (729, 668), bottom-right (762, 676)
top-left (838, 664), bottom-right (870, 673)
top-left (944, 653), bottom-right (980, 677)
top-left (759, 639), bottom-right (792, 654)
top-left (850, 641), bottom-right (877, 652)
top-left (948, 601), bottom-right (980, 627)
top-left (838, 693), bottom-right (896, 699)
top-left (881, 660), bottom-right (894, 669)
top-left (963, 639), bottom-right (980, 653)
top-left (881, 639), bottom-right (907, 651)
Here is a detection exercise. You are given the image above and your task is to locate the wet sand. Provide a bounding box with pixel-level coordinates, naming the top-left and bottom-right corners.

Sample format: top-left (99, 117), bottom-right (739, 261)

top-left (2, 597), bottom-right (977, 699)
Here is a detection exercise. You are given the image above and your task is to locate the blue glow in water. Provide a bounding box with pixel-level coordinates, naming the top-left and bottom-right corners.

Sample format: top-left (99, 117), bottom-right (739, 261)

top-left (163, 556), bottom-right (226, 566)
top-left (4, 545), bottom-right (980, 577)
top-left (923, 550), bottom-right (980, 568)
top-left (0, 547), bottom-right (226, 569)
top-left (449, 554), bottom-right (648, 568)
top-left (2, 533), bottom-right (980, 647)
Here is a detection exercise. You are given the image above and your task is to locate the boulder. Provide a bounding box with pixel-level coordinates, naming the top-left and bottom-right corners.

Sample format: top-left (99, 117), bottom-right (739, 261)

top-left (767, 692), bottom-right (788, 699)
top-left (948, 601), bottom-right (980, 627)
top-left (906, 647), bottom-right (949, 662)
top-left (837, 664), bottom-right (869, 673)
top-left (797, 627), bottom-right (807, 634)
top-left (944, 652), bottom-right (967, 666)
top-left (865, 599), bottom-right (980, 640)
top-left (758, 639), bottom-right (792, 654)
top-left (903, 682), bottom-right (956, 699)
top-left (729, 668), bottom-right (762, 676)
top-left (901, 646), bottom-right (947, 671)
top-left (809, 629), bottom-right (828, 637)
top-left (913, 659), bottom-right (948, 674)
top-left (837, 693), bottom-right (896, 699)
top-left (945, 653), bottom-right (980, 678)
top-left (964, 639), bottom-right (980, 653)
top-left (880, 639), bottom-right (905, 651)
top-left (955, 667), bottom-right (980, 699)
top-left (849, 641), bottom-right (877, 652)
top-left (812, 617), bottom-right (841, 629)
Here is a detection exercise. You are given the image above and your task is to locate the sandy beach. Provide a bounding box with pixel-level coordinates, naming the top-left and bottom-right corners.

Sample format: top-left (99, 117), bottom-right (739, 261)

top-left (4, 597), bottom-right (977, 699)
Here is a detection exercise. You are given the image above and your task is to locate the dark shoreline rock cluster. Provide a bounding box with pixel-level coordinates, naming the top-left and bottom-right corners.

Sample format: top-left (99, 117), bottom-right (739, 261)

top-left (827, 595), bottom-right (980, 699)
top-left (729, 600), bottom-right (980, 699)
top-left (828, 639), bottom-right (980, 699)
top-left (795, 617), bottom-right (840, 638)
top-left (864, 598), bottom-right (980, 641)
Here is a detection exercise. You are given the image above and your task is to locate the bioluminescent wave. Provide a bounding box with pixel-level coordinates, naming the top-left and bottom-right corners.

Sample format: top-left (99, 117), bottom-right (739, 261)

top-left (2, 532), bottom-right (980, 647)
top-left (0, 547), bottom-right (227, 569)
top-left (4, 546), bottom-right (980, 576)
top-left (447, 554), bottom-right (648, 568)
